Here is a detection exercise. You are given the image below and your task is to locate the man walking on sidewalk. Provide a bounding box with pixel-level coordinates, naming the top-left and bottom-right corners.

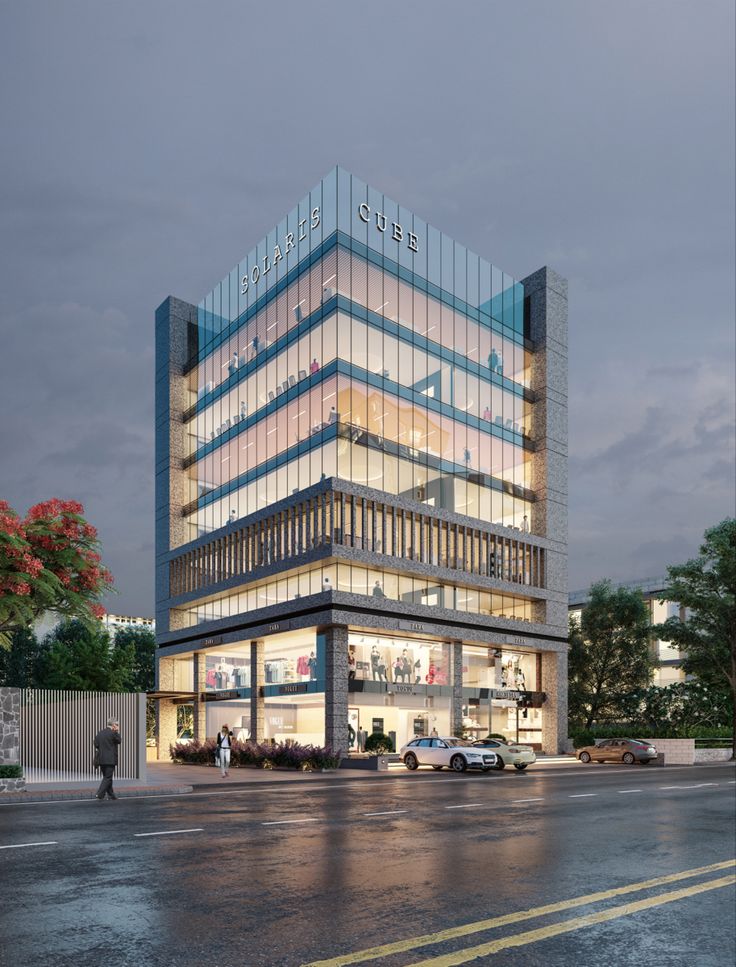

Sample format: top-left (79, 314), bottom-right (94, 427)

top-left (94, 718), bottom-right (121, 800)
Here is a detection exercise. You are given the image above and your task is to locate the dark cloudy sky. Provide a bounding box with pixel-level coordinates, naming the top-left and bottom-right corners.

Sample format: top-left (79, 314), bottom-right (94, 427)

top-left (1, 1), bottom-right (733, 615)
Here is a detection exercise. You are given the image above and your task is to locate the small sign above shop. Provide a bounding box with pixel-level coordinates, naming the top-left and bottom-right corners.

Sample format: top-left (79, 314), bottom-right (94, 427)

top-left (202, 689), bottom-right (240, 702)
top-left (277, 683), bottom-right (309, 696)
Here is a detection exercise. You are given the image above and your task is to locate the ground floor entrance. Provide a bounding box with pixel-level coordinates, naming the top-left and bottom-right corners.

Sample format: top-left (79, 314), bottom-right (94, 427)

top-left (156, 623), bottom-right (566, 756)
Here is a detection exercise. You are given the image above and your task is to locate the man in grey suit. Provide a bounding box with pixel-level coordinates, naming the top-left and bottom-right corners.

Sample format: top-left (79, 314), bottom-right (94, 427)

top-left (94, 718), bottom-right (121, 800)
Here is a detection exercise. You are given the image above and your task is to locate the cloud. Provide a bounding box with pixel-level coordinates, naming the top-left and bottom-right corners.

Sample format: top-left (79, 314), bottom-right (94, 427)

top-left (0, 0), bottom-right (733, 613)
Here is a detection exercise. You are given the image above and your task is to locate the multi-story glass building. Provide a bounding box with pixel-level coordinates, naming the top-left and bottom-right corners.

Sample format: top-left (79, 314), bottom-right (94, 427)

top-left (154, 168), bottom-right (568, 756)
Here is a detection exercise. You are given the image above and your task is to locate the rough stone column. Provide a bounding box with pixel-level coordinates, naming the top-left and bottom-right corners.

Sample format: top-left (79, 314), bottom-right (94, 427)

top-left (250, 639), bottom-right (265, 743)
top-left (155, 296), bottom-right (197, 640)
top-left (450, 641), bottom-right (464, 736)
top-left (0, 687), bottom-right (21, 766)
top-left (192, 651), bottom-right (207, 742)
top-left (155, 658), bottom-right (178, 761)
top-left (541, 650), bottom-right (568, 755)
top-left (323, 625), bottom-right (349, 753)
top-left (523, 267), bottom-right (568, 635)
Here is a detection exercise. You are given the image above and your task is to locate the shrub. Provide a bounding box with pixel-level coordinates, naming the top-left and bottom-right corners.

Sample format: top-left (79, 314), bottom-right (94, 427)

top-left (169, 738), bottom-right (342, 770)
top-left (571, 731), bottom-right (596, 749)
top-left (364, 732), bottom-right (393, 754)
top-left (0, 764), bottom-right (23, 779)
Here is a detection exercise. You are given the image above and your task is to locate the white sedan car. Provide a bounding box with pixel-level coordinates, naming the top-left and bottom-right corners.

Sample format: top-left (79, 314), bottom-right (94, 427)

top-left (473, 738), bottom-right (536, 771)
top-left (400, 736), bottom-right (498, 773)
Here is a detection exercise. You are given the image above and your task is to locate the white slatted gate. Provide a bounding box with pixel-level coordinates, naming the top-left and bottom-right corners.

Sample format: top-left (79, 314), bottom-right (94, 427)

top-left (19, 690), bottom-right (146, 783)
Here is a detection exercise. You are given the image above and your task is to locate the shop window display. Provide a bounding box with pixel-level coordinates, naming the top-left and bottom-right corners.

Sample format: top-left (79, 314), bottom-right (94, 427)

top-left (205, 653), bottom-right (251, 690)
top-left (348, 634), bottom-right (451, 687)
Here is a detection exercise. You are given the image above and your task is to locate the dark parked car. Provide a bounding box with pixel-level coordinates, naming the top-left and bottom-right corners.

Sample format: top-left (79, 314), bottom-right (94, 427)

top-left (577, 738), bottom-right (658, 765)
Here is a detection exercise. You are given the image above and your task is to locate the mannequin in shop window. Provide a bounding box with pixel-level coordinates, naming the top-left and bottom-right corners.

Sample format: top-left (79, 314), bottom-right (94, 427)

top-left (348, 647), bottom-right (356, 681)
top-left (401, 650), bottom-right (412, 683)
top-left (393, 656), bottom-right (404, 683)
top-left (413, 657), bottom-right (422, 685)
top-left (308, 651), bottom-right (317, 680)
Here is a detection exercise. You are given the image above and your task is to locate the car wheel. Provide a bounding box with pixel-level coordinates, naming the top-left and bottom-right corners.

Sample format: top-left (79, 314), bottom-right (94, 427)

top-left (622, 752), bottom-right (635, 765)
top-left (432, 765), bottom-right (443, 771)
top-left (579, 751), bottom-right (591, 763)
top-left (404, 753), bottom-right (418, 771)
top-left (495, 757), bottom-right (506, 770)
top-left (450, 754), bottom-right (467, 772)
top-left (514, 763), bottom-right (528, 770)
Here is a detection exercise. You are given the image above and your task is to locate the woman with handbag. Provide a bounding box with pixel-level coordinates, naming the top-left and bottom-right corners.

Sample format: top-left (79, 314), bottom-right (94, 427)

top-left (216, 724), bottom-right (233, 777)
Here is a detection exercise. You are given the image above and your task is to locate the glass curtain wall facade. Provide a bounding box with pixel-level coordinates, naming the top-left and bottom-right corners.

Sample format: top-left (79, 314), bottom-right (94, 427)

top-left (155, 168), bottom-right (569, 758)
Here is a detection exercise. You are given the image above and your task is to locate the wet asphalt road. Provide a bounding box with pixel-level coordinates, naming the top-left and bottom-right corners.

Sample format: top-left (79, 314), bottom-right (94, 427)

top-left (0, 763), bottom-right (734, 967)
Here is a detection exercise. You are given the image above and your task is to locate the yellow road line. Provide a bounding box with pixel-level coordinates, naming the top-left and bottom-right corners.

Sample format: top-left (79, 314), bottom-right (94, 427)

top-left (407, 874), bottom-right (736, 966)
top-left (302, 859), bottom-right (736, 967)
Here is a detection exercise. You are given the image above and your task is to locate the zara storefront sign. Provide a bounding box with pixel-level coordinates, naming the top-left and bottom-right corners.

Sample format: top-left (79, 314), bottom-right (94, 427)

top-left (358, 203), bottom-right (419, 252)
top-left (389, 684), bottom-right (423, 696)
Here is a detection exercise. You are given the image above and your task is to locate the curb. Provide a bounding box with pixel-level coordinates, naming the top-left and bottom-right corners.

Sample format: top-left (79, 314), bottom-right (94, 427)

top-left (0, 785), bottom-right (194, 804)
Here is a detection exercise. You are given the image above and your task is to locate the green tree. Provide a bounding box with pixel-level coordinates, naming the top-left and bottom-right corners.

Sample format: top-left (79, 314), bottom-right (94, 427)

top-left (0, 627), bottom-right (49, 687)
top-left (113, 626), bottom-right (156, 692)
top-left (0, 499), bottom-right (114, 647)
top-left (655, 519), bottom-right (736, 759)
top-left (39, 619), bottom-right (133, 692)
top-left (569, 580), bottom-right (654, 729)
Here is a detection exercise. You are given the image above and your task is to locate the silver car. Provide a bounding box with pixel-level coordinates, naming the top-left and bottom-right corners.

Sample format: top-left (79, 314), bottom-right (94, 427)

top-left (400, 736), bottom-right (498, 772)
top-left (577, 738), bottom-right (658, 764)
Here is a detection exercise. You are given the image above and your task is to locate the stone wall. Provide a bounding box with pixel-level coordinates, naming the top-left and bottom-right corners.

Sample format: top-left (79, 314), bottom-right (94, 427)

top-left (644, 737), bottom-right (694, 765)
top-left (0, 687), bottom-right (21, 765)
top-left (694, 748), bottom-right (733, 763)
top-left (0, 778), bottom-right (25, 793)
top-left (0, 687), bottom-right (25, 793)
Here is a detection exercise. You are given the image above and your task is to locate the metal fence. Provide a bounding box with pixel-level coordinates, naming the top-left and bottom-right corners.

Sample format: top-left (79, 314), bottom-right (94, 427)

top-left (19, 690), bottom-right (146, 783)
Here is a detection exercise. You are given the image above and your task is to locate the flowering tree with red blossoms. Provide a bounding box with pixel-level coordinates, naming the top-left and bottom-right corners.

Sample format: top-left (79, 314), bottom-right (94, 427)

top-left (0, 499), bottom-right (114, 647)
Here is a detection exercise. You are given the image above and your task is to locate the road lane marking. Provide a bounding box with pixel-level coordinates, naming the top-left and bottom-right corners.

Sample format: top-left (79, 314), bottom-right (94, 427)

top-left (569, 793), bottom-right (597, 798)
top-left (301, 860), bottom-right (736, 966)
top-left (692, 783), bottom-right (718, 788)
top-left (364, 810), bottom-right (407, 817)
top-left (262, 818), bottom-right (320, 826)
top-left (445, 804), bottom-right (484, 810)
top-left (0, 841), bottom-right (58, 850)
top-left (405, 875), bottom-right (736, 965)
top-left (134, 828), bottom-right (203, 837)
top-left (511, 798), bottom-right (544, 803)
top-left (617, 789), bottom-right (642, 794)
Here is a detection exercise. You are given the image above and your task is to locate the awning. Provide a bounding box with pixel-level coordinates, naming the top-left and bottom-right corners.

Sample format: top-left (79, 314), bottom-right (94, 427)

top-left (146, 690), bottom-right (197, 700)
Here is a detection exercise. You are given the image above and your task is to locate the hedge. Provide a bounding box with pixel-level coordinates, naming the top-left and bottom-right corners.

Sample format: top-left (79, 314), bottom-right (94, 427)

top-left (569, 724), bottom-right (733, 742)
top-left (364, 732), bottom-right (393, 754)
top-left (169, 738), bottom-right (341, 770)
top-left (0, 764), bottom-right (23, 779)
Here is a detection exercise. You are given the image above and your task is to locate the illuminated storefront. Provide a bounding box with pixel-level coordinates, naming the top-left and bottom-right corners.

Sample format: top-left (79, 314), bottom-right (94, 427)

top-left (155, 168), bottom-right (569, 756)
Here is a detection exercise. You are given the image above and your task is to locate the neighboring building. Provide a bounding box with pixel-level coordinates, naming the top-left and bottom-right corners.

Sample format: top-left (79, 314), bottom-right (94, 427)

top-left (154, 167), bottom-right (568, 758)
top-left (35, 611), bottom-right (155, 640)
top-left (569, 577), bottom-right (686, 686)
top-left (101, 613), bottom-right (155, 635)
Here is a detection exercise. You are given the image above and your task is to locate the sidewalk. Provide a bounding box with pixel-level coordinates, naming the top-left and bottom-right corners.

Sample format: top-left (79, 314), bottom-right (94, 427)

top-left (0, 754), bottom-right (583, 804)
